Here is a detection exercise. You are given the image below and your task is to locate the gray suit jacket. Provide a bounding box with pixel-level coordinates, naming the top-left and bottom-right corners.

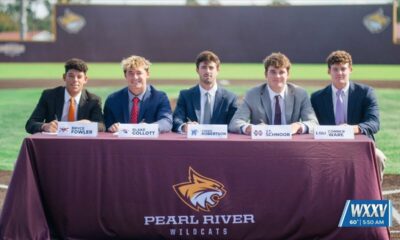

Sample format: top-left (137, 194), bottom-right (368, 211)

top-left (229, 83), bottom-right (318, 133)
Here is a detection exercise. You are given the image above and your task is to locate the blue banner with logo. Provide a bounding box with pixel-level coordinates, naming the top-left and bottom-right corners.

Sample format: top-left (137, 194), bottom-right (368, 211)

top-left (339, 200), bottom-right (392, 227)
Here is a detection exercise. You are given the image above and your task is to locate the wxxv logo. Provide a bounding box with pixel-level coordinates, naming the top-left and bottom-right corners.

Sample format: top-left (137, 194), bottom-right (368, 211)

top-left (339, 200), bottom-right (392, 227)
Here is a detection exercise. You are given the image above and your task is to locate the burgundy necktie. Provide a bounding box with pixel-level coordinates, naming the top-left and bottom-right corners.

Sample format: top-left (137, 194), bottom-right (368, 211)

top-left (130, 97), bottom-right (140, 123)
top-left (274, 95), bottom-right (282, 125)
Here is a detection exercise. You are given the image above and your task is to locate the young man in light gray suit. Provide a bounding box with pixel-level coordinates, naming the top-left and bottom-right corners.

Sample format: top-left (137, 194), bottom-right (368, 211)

top-left (229, 52), bottom-right (318, 135)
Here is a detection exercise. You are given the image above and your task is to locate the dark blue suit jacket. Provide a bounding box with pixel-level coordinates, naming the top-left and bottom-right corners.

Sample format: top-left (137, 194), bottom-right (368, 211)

top-left (172, 85), bottom-right (238, 132)
top-left (311, 82), bottom-right (380, 140)
top-left (104, 85), bottom-right (172, 132)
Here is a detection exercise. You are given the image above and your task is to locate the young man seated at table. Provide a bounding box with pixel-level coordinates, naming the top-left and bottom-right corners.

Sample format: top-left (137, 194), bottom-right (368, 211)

top-left (229, 52), bottom-right (318, 135)
top-left (25, 58), bottom-right (105, 134)
top-left (311, 50), bottom-right (386, 181)
top-left (103, 55), bottom-right (172, 133)
top-left (172, 50), bottom-right (238, 133)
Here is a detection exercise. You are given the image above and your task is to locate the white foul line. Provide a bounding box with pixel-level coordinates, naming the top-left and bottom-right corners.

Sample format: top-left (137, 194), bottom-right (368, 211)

top-left (393, 206), bottom-right (400, 225)
top-left (0, 184), bottom-right (8, 190)
top-left (383, 189), bottom-right (400, 196)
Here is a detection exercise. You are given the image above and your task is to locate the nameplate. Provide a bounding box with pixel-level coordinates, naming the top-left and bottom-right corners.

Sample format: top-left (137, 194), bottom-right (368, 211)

top-left (314, 125), bottom-right (354, 139)
top-left (187, 124), bottom-right (228, 139)
top-left (251, 125), bottom-right (292, 140)
top-left (57, 122), bottom-right (98, 137)
top-left (118, 124), bottom-right (159, 138)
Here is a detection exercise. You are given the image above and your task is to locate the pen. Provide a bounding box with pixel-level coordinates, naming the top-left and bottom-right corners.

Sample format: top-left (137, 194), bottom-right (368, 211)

top-left (54, 114), bottom-right (58, 121)
top-left (140, 118), bottom-right (146, 123)
top-left (186, 117), bottom-right (193, 123)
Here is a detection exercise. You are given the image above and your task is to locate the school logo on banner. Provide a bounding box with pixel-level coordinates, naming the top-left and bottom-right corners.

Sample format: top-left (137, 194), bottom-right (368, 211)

top-left (57, 9), bottom-right (86, 34)
top-left (173, 167), bottom-right (226, 212)
top-left (143, 167), bottom-right (255, 237)
top-left (339, 200), bottom-right (392, 227)
top-left (363, 8), bottom-right (391, 34)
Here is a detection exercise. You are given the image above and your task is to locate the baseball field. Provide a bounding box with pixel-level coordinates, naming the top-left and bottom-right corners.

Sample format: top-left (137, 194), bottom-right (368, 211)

top-left (0, 62), bottom-right (399, 236)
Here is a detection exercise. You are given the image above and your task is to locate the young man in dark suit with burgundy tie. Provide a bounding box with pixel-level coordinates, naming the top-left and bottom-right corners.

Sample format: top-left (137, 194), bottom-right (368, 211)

top-left (311, 50), bottom-right (386, 180)
top-left (25, 58), bottom-right (105, 134)
top-left (104, 55), bottom-right (172, 133)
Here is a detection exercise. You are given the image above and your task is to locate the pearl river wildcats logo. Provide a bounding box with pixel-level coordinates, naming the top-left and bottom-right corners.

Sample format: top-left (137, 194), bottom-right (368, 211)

top-left (173, 167), bottom-right (227, 212)
top-left (57, 9), bottom-right (86, 34)
top-left (363, 8), bottom-right (391, 34)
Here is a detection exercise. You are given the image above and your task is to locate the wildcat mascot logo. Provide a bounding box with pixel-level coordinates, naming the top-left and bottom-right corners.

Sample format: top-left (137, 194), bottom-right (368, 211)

top-left (173, 167), bottom-right (226, 212)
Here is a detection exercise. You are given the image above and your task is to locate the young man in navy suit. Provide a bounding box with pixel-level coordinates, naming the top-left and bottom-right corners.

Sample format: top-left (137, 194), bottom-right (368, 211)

top-left (172, 51), bottom-right (238, 133)
top-left (104, 55), bottom-right (172, 133)
top-left (25, 58), bottom-right (105, 134)
top-left (311, 50), bottom-right (386, 180)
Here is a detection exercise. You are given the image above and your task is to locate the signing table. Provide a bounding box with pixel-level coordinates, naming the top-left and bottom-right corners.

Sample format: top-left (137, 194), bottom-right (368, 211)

top-left (0, 133), bottom-right (389, 239)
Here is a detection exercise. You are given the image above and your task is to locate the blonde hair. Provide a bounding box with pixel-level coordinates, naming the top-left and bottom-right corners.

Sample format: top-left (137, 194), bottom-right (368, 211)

top-left (263, 52), bottom-right (291, 72)
top-left (121, 55), bottom-right (151, 73)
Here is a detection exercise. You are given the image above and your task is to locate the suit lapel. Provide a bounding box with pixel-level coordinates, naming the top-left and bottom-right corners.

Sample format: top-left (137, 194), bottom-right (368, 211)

top-left (122, 88), bottom-right (130, 123)
top-left (284, 86), bottom-right (294, 123)
top-left (77, 90), bottom-right (88, 120)
top-left (211, 88), bottom-right (224, 123)
top-left (193, 87), bottom-right (201, 122)
top-left (139, 86), bottom-right (151, 122)
top-left (260, 85), bottom-right (272, 124)
top-left (347, 82), bottom-right (356, 123)
top-left (323, 86), bottom-right (335, 124)
top-left (56, 87), bottom-right (65, 120)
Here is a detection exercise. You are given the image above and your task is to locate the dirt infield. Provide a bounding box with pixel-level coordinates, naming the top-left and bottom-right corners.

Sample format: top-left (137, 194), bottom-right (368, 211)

top-left (1, 79), bottom-right (400, 89)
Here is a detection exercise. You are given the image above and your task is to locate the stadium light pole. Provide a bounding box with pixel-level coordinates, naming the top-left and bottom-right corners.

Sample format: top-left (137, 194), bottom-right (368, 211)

top-left (19, 0), bottom-right (28, 40)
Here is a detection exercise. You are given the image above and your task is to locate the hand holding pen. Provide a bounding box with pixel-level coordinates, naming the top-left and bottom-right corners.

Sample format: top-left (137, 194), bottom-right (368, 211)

top-left (41, 114), bottom-right (58, 133)
top-left (183, 117), bottom-right (198, 133)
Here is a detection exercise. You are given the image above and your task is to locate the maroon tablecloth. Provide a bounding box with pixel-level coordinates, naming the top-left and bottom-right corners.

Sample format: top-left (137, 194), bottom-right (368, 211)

top-left (0, 133), bottom-right (389, 239)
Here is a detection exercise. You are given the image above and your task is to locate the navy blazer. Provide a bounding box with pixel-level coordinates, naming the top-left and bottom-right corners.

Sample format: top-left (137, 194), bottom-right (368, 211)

top-left (172, 85), bottom-right (238, 132)
top-left (311, 82), bottom-right (380, 140)
top-left (104, 85), bottom-right (172, 132)
top-left (25, 86), bottom-right (105, 134)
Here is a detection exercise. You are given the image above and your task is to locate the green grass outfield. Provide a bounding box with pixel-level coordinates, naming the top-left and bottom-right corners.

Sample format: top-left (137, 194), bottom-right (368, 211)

top-left (0, 86), bottom-right (399, 174)
top-left (0, 62), bottom-right (399, 174)
top-left (1, 62), bottom-right (400, 80)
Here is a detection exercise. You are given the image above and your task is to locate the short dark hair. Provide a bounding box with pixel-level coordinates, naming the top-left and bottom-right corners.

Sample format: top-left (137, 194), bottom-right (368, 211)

top-left (326, 50), bottom-right (353, 69)
top-left (65, 58), bottom-right (88, 74)
top-left (195, 50), bottom-right (220, 69)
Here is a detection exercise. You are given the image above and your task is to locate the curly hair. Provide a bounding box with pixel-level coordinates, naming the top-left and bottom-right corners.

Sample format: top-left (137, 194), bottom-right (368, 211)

top-left (326, 50), bottom-right (353, 69)
top-left (263, 52), bottom-right (291, 72)
top-left (121, 55), bottom-right (151, 74)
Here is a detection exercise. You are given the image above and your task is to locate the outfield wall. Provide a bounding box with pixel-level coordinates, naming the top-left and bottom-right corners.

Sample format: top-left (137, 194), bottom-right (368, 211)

top-left (0, 4), bottom-right (399, 63)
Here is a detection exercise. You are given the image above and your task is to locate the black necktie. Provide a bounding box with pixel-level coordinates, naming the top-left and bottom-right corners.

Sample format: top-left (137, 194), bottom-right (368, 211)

top-left (274, 95), bottom-right (281, 125)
